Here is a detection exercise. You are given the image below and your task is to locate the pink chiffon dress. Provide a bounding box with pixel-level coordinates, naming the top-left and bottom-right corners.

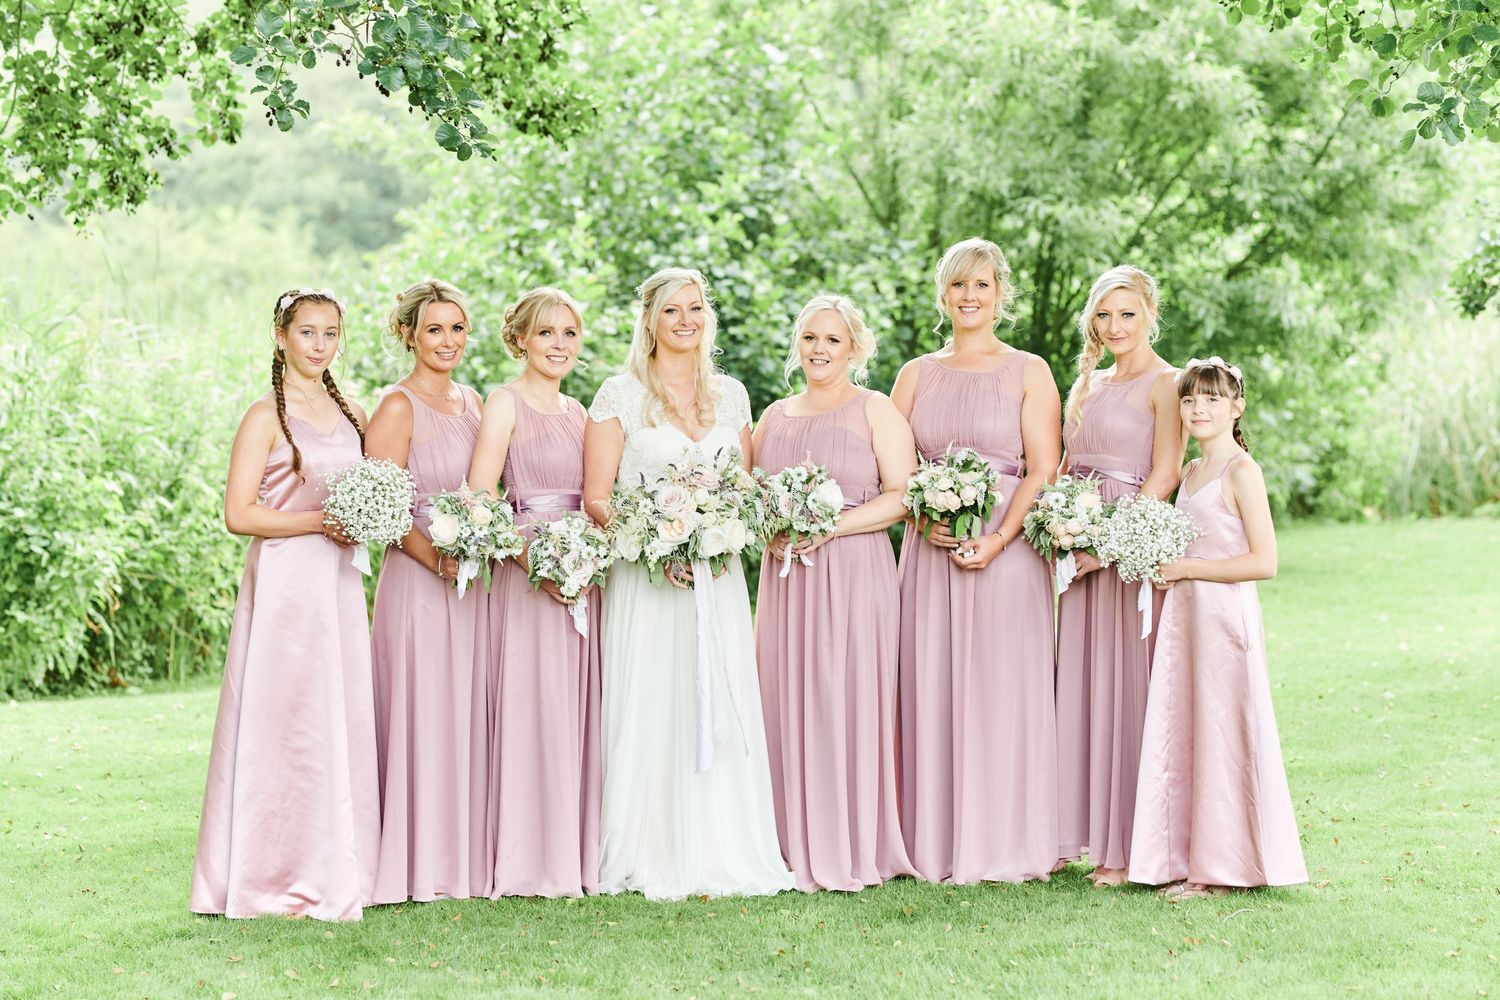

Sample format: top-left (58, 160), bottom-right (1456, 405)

top-left (1055, 367), bottom-right (1171, 869)
top-left (897, 353), bottom-right (1058, 884)
top-left (370, 384), bottom-right (490, 903)
top-left (484, 387), bottom-right (601, 897)
top-left (190, 412), bottom-right (380, 922)
top-left (754, 390), bottom-right (915, 892)
top-left (1129, 454), bottom-right (1308, 888)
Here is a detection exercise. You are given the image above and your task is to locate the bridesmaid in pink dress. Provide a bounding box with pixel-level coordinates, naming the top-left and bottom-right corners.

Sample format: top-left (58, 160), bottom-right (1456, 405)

top-left (892, 238), bottom-right (1062, 884)
top-left (191, 288), bottom-right (379, 921)
top-left (367, 280), bottom-right (489, 903)
top-left (467, 287), bottom-right (601, 897)
top-left (1054, 266), bottom-right (1183, 886)
top-left (754, 294), bottom-right (917, 892)
top-left (1130, 358), bottom-right (1307, 898)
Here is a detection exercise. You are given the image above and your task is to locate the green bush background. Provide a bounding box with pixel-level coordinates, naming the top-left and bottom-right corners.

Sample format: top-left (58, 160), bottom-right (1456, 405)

top-left (2, 0), bottom-right (1498, 697)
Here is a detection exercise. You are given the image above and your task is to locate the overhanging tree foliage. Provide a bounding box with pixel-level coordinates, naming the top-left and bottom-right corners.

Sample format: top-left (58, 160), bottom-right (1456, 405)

top-left (0, 0), bottom-right (593, 224)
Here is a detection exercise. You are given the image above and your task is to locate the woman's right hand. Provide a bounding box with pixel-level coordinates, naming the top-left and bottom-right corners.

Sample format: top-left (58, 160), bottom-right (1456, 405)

top-left (321, 514), bottom-right (355, 548)
top-left (1072, 550), bottom-right (1102, 576)
top-left (664, 560), bottom-right (694, 590)
top-left (766, 533), bottom-right (791, 563)
top-left (920, 517), bottom-right (961, 549)
top-left (539, 579), bottom-right (576, 605)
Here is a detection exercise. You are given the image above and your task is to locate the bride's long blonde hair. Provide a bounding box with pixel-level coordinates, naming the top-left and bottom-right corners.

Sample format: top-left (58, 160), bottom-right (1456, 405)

top-left (624, 267), bottom-right (722, 428)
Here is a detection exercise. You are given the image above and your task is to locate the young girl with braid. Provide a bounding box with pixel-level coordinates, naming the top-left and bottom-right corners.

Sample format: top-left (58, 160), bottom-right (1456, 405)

top-left (191, 288), bottom-right (381, 922)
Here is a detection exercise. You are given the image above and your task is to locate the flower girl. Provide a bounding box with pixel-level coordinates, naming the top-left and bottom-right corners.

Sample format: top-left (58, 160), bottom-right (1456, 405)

top-left (1129, 357), bottom-right (1307, 898)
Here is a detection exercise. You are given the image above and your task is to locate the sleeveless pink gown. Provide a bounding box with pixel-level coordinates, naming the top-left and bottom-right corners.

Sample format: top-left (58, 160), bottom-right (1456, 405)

top-left (1130, 455), bottom-right (1308, 888)
top-left (370, 384), bottom-right (490, 902)
top-left (484, 387), bottom-right (601, 897)
top-left (754, 391), bottom-right (915, 892)
top-left (1055, 368), bottom-right (1171, 868)
top-left (898, 353), bottom-right (1058, 884)
top-left (190, 413), bottom-right (380, 921)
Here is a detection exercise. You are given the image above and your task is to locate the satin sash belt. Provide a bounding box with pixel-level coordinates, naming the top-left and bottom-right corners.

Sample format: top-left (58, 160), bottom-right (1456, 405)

top-left (514, 491), bottom-right (583, 515)
top-left (1071, 462), bottom-right (1144, 487)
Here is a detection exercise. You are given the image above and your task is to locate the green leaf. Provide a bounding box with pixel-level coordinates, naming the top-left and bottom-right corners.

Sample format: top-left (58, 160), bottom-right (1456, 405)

top-left (1476, 24), bottom-right (1500, 43)
top-left (300, 50), bottom-right (317, 70)
top-left (1372, 32), bottom-right (1398, 57)
top-left (434, 121), bottom-right (462, 150)
top-left (1399, 128), bottom-right (1418, 152)
top-left (1465, 99), bottom-right (1492, 128)
top-left (254, 8), bottom-right (285, 38)
top-left (229, 45), bottom-right (258, 65)
top-left (1370, 95), bottom-right (1394, 117)
top-left (254, 65), bottom-right (277, 85)
top-left (1417, 81), bottom-right (1446, 104)
top-left (376, 65), bottom-right (406, 92)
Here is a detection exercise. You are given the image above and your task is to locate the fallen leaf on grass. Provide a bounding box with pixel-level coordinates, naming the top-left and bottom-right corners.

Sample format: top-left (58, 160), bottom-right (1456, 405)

top-left (285, 968), bottom-right (301, 980)
top-left (225, 956), bottom-right (242, 964)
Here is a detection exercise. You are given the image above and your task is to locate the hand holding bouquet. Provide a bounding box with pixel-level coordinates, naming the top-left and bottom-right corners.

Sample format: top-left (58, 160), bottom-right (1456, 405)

top-left (1095, 493), bottom-right (1200, 637)
top-left (526, 513), bottom-right (613, 635)
top-left (322, 458), bottom-right (418, 575)
top-left (607, 447), bottom-right (764, 586)
top-left (427, 483), bottom-right (525, 598)
top-left (903, 447), bottom-right (1004, 543)
top-left (761, 461), bottom-right (844, 577)
top-left (1022, 474), bottom-right (1112, 593)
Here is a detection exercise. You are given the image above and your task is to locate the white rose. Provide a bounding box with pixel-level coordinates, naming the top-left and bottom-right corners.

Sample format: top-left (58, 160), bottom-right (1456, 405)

top-left (812, 479), bottom-right (845, 511)
top-left (469, 504), bottom-right (494, 527)
top-left (654, 485), bottom-right (694, 517)
top-left (932, 475), bottom-right (955, 492)
top-left (690, 466), bottom-right (718, 489)
top-left (700, 510), bottom-right (720, 527)
top-left (1076, 492), bottom-right (1102, 512)
top-left (1048, 521), bottom-right (1064, 537)
top-left (1065, 518), bottom-right (1084, 535)
top-left (658, 516), bottom-right (694, 545)
top-left (959, 485), bottom-right (979, 505)
top-left (1059, 533), bottom-right (1076, 548)
top-left (429, 511), bottom-right (461, 548)
top-left (936, 490), bottom-right (962, 513)
top-left (693, 487), bottom-right (713, 507)
top-left (699, 524), bottom-right (729, 558)
top-left (726, 518), bottom-right (748, 551)
top-left (613, 530), bottom-right (643, 562)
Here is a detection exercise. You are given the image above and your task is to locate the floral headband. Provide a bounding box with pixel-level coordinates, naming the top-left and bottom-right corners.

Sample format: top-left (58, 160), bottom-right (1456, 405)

top-left (1182, 355), bottom-right (1244, 388)
top-left (278, 287), bottom-right (340, 313)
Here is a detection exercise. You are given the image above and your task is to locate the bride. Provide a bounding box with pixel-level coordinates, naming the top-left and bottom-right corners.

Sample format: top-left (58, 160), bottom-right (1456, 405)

top-left (583, 267), bottom-right (794, 899)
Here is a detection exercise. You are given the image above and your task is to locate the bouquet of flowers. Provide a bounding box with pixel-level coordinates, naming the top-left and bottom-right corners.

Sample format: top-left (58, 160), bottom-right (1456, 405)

top-left (760, 461), bottom-right (844, 577)
top-left (607, 447), bottom-right (765, 585)
top-left (903, 447), bottom-right (1005, 542)
top-left (1095, 493), bottom-right (1200, 638)
top-left (1022, 474), bottom-right (1112, 593)
top-left (427, 483), bottom-right (525, 598)
top-left (322, 457), bottom-right (417, 575)
top-left (526, 513), bottom-right (614, 636)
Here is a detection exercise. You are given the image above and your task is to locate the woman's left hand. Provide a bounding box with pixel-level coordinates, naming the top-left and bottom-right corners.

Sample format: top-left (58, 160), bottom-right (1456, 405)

top-left (790, 531), bottom-right (835, 560)
top-left (949, 533), bottom-right (1004, 571)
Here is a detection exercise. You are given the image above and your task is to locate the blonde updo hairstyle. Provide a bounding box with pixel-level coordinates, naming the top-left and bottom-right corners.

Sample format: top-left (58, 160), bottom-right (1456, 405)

top-left (783, 294), bottom-right (877, 387)
top-left (387, 278), bottom-right (472, 354)
top-left (501, 286), bottom-right (584, 359)
top-left (932, 236), bottom-right (1018, 335)
top-left (625, 267), bottom-right (721, 429)
top-left (1065, 264), bottom-right (1161, 422)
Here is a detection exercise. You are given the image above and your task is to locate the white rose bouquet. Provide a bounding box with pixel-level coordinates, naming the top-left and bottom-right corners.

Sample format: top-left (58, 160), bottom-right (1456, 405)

top-left (1022, 474), bottom-right (1113, 593)
top-left (903, 447), bottom-right (1005, 542)
top-left (760, 461), bottom-right (844, 577)
top-left (526, 513), bottom-right (613, 636)
top-left (1095, 493), bottom-right (1200, 638)
top-left (322, 457), bottom-right (417, 575)
top-left (428, 483), bottom-right (524, 598)
top-left (607, 447), bottom-right (765, 585)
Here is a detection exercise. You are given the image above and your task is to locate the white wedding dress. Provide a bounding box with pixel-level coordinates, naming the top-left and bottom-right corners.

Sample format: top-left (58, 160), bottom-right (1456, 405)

top-left (589, 372), bottom-right (794, 900)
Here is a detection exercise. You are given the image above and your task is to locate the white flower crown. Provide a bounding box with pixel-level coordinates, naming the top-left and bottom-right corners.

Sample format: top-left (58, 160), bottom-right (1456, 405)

top-left (1183, 355), bottom-right (1244, 387)
top-left (279, 287), bottom-right (340, 313)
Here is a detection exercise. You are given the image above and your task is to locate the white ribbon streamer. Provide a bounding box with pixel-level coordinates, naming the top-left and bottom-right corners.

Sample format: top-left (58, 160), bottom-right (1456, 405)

top-left (569, 591), bottom-right (589, 638)
top-left (455, 557), bottom-right (480, 599)
top-left (777, 542), bottom-right (813, 578)
top-left (1138, 580), bottom-right (1153, 639)
top-left (1055, 550), bottom-right (1079, 594)
top-left (690, 559), bottom-right (749, 773)
top-left (351, 545), bottom-right (371, 576)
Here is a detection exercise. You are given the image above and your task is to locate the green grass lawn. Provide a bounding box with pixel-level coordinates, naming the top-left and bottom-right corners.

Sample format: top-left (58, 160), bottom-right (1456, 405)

top-left (3, 519), bottom-right (1498, 998)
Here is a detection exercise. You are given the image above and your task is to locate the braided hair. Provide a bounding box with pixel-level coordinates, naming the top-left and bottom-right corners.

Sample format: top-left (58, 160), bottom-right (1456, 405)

top-left (272, 288), bottom-right (364, 478)
top-left (1066, 265), bottom-right (1161, 423)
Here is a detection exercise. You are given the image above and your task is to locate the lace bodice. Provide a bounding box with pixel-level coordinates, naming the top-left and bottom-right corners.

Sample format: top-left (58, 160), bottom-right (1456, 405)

top-left (589, 373), bottom-right (752, 487)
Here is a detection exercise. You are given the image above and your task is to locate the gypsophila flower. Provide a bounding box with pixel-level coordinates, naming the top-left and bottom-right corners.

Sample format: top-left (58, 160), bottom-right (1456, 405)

top-left (1096, 493), bottom-right (1200, 584)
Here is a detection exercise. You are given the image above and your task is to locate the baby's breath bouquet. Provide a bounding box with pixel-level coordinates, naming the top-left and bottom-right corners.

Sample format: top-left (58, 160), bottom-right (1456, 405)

top-left (1096, 493), bottom-right (1200, 637)
top-left (526, 513), bottom-right (614, 636)
top-left (903, 447), bottom-right (1004, 541)
top-left (761, 461), bottom-right (844, 577)
top-left (1022, 474), bottom-right (1112, 593)
top-left (607, 447), bottom-right (764, 585)
top-left (322, 458), bottom-right (417, 575)
top-left (428, 483), bottom-right (524, 598)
